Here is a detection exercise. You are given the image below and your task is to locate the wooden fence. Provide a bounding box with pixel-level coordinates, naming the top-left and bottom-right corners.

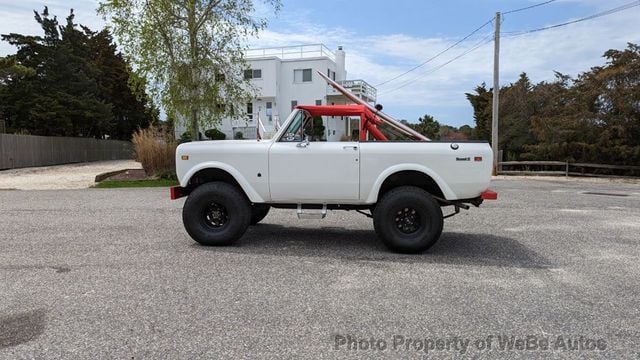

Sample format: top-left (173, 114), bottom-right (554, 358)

top-left (498, 161), bottom-right (640, 178)
top-left (0, 134), bottom-right (133, 170)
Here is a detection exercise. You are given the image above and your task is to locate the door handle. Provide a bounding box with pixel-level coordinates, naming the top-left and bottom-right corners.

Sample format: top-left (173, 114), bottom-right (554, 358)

top-left (342, 146), bottom-right (358, 150)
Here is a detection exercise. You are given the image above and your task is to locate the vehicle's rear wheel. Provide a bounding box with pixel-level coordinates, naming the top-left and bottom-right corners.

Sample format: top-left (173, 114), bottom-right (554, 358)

top-left (250, 204), bottom-right (270, 225)
top-left (182, 182), bottom-right (251, 246)
top-left (373, 186), bottom-right (443, 253)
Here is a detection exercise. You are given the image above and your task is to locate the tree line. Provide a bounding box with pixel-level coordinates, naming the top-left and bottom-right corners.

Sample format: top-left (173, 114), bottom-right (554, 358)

top-left (467, 43), bottom-right (640, 165)
top-left (401, 115), bottom-right (473, 141)
top-left (0, 8), bottom-right (158, 140)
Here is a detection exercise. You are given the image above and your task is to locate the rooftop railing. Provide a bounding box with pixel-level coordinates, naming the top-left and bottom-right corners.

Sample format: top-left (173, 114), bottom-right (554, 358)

top-left (340, 79), bottom-right (377, 102)
top-left (327, 79), bottom-right (377, 103)
top-left (246, 44), bottom-right (336, 61)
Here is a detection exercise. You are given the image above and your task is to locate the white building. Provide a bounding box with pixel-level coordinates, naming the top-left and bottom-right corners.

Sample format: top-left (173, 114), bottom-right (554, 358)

top-left (176, 44), bottom-right (377, 141)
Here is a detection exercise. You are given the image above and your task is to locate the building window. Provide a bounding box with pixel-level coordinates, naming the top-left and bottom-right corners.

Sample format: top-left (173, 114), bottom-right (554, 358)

top-left (315, 100), bottom-right (322, 106)
top-left (266, 102), bottom-right (273, 122)
top-left (291, 100), bottom-right (297, 110)
top-left (244, 69), bottom-right (262, 80)
top-left (246, 102), bottom-right (253, 120)
top-left (326, 69), bottom-right (336, 81)
top-left (294, 69), bottom-right (312, 83)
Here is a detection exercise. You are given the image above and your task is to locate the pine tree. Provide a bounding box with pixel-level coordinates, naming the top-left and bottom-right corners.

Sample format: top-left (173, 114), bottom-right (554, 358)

top-left (0, 7), bottom-right (157, 138)
top-left (465, 84), bottom-right (492, 142)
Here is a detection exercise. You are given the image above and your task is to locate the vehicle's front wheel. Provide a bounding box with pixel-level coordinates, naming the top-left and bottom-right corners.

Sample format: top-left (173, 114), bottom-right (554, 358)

top-left (182, 182), bottom-right (251, 246)
top-left (250, 204), bottom-right (270, 225)
top-left (373, 186), bottom-right (443, 253)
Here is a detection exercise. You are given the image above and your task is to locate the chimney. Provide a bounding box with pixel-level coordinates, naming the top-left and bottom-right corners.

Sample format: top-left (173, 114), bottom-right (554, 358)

top-left (335, 46), bottom-right (346, 81)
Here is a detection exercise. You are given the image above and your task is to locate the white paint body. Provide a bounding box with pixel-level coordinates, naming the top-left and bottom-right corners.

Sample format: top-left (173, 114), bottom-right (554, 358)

top-left (176, 113), bottom-right (493, 205)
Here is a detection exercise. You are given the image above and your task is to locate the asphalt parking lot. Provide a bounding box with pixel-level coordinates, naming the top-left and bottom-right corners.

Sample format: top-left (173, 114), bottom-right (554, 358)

top-left (1, 178), bottom-right (639, 358)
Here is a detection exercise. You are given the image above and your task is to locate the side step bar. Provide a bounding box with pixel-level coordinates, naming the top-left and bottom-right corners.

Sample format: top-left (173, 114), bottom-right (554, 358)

top-left (297, 204), bottom-right (327, 219)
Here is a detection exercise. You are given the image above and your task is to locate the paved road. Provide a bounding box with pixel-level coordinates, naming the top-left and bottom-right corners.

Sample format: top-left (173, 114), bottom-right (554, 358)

top-left (1, 179), bottom-right (639, 358)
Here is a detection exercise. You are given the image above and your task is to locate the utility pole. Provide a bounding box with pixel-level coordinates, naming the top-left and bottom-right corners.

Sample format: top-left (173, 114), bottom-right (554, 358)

top-left (492, 12), bottom-right (501, 175)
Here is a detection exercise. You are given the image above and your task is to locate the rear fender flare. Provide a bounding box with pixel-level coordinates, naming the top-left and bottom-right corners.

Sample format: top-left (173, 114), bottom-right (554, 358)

top-left (365, 164), bottom-right (456, 203)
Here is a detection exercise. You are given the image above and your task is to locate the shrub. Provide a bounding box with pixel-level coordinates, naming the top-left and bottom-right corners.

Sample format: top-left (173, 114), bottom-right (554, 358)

top-left (132, 126), bottom-right (177, 178)
top-left (178, 132), bottom-right (192, 144)
top-left (235, 131), bottom-right (244, 139)
top-left (205, 128), bottom-right (226, 140)
top-left (179, 131), bottom-right (206, 143)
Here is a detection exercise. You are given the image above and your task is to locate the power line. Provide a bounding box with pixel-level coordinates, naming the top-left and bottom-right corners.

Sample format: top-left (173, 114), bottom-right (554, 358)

top-left (376, 0), bottom-right (639, 97)
top-left (378, 34), bottom-right (494, 96)
top-left (503, 0), bottom-right (556, 15)
top-left (375, 18), bottom-right (494, 87)
top-left (379, 37), bottom-right (492, 96)
top-left (504, 0), bottom-right (640, 35)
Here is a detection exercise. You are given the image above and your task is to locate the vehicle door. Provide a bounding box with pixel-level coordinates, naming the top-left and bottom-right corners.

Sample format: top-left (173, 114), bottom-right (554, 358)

top-left (268, 111), bottom-right (360, 202)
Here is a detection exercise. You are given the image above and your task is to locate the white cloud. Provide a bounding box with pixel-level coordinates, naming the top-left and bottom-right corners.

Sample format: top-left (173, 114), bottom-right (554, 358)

top-left (252, 4), bottom-right (640, 125)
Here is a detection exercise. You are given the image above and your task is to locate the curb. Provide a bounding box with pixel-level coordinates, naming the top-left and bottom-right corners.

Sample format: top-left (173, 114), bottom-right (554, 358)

top-left (95, 169), bottom-right (135, 183)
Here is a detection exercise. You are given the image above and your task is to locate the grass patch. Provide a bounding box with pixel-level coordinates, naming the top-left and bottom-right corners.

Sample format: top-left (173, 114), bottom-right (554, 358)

top-left (94, 179), bottom-right (178, 188)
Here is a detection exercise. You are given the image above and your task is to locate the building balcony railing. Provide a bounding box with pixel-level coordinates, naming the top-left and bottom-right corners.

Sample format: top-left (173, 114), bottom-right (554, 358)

top-left (246, 44), bottom-right (335, 61)
top-left (328, 79), bottom-right (377, 103)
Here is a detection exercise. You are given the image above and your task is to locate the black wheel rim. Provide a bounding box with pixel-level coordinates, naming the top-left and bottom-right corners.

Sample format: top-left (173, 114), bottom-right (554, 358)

top-left (204, 202), bottom-right (228, 228)
top-left (394, 207), bottom-right (421, 234)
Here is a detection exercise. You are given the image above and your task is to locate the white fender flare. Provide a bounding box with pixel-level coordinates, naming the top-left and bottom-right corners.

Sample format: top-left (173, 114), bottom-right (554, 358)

top-left (365, 164), bottom-right (456, 203)
top-left (180, 161), bottom-right (265, 203)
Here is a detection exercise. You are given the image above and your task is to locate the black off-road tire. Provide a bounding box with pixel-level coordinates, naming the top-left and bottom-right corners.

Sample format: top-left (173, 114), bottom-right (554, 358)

top-left (373, 186), bottom-right (444, 254)
top-left (182, 182), bottom-right (251, 246)
top-left (250, 204), bottom-right (271, 225)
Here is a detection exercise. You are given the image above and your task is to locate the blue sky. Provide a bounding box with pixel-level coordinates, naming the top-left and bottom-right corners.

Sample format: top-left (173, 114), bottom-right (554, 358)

top-left (1, 0), bottom-right (639, 126)
top-left (268, 0), bottom-right (598, 37)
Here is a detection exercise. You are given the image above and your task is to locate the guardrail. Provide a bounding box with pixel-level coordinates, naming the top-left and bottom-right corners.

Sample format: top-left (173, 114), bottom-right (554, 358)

top-left (498, 161), bottom-right (640, 179)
